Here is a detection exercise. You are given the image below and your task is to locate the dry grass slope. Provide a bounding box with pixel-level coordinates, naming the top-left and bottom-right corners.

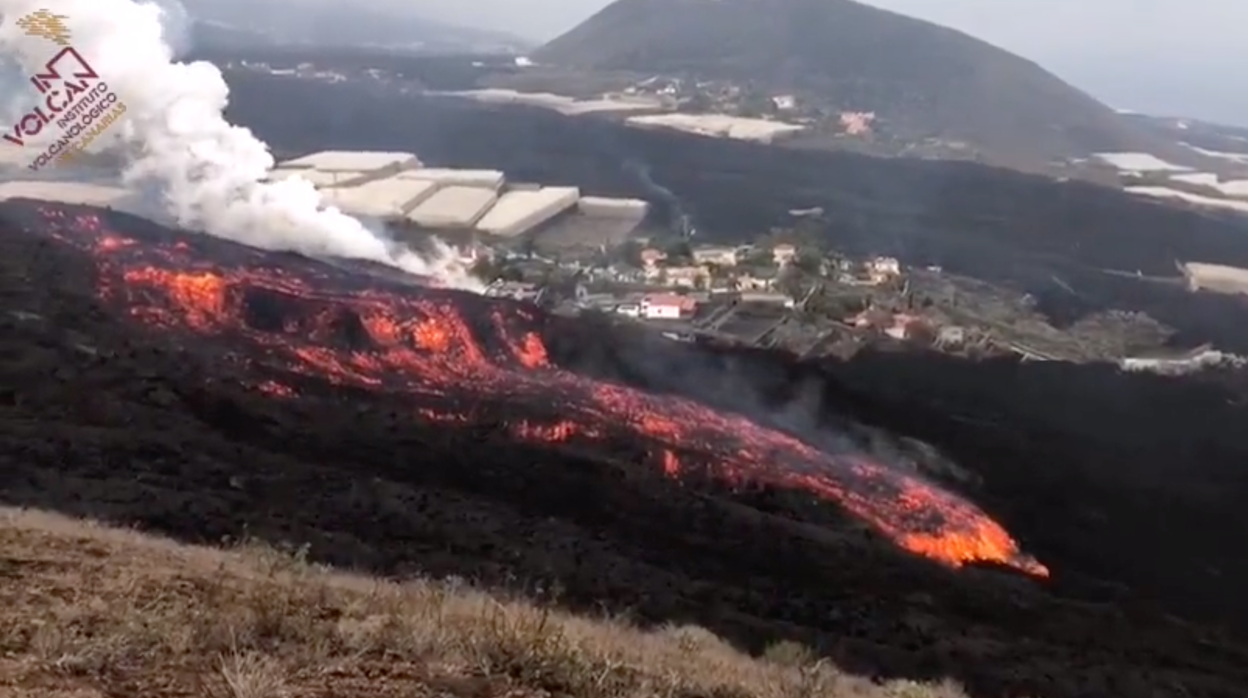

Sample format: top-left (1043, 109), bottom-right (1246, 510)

top-left (0, 507), bottom-right (976, 698)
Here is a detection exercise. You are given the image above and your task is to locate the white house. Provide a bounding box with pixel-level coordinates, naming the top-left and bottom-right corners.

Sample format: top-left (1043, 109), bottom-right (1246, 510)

top-left (772, 243), bottom-right (798, 266)
top-left (866, 256), bottom-right (901, 283)
top-left (663, 266), bottom-right (709, 289)
top-left (772, 95), bottom-right (797, 110)
top-left (868, 256), bottom-right (901, 275)
top-left (615, 303), bottom-right (641, 318)
top-left (691, 246), bottom-right (739, 266)
top-left (485, 280), bottom-right (540, 301)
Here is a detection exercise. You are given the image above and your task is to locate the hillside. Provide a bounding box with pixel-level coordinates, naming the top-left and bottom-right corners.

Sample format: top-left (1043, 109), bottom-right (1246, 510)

top-left (533, 0), bottom-right (1174, 168)
top-left (1123, 112), bottom-right (1248, 158)
top-left (0, 508), bottom-right (950, 697)
top-left (4, 199), bottom-right (1248, 697)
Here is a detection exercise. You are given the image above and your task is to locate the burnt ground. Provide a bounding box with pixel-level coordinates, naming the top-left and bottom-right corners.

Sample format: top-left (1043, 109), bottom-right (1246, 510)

top-left (551, 320), bottom-right (1248, 631)
top-left (1, 202), bottom-right (1248, 698)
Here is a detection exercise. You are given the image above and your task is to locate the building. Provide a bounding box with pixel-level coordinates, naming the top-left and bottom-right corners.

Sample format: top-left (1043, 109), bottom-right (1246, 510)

top-left (406, 186), bottom-right (499, 229)
top-left (268, 168), bottom-right (369, 188)
top-left (614, 303), bottom-right (641, 318)
top-left (641, 294), bottom-right (698, 319)
top-left (279, 150), bottom-right (420, 173)
top-left (475, 186), bottom-right (580, 237)
top-left (1119, 345), bottom-right (1231, 374)
top-left (691, 245), bottom-right (739, 267)
top-left (936, 326), bottom-right (967, 347)
top-left (884, 323), bottom-right (909, 340)
top-left (772, 95), bottom-right (797, 111)
top-left (883, 313), bottom-right (924, 340)
top-left (484, 280), bottom-right (541, 301)
top-left (866, 256), bottom-right (901, 284)
top-left (739, 291), bottom-right (794, 307)
top-left (577, 196), bottom-right (649, 219)
top-left (840, 111), bottom-right (876, 136)
top-left (318, 176), bottom-right (440, 218)
top-left (543, 278), bottom-right (590, 306)
top-left (452, 242), bottom-right (494, 265)
top-left (847, 307), bottom-right (894, 329)
top-left (772, 243), bottom-right (798, 266)
top-left (397, 168), bottom-right (506, 190)
top-left (1181, 261), bottom-right (1248, 296)
top-left (663, 265), bottom-right (710, 289)
top-left (735, 269), bottom-right (777, 290)
top-left (867, 256), bottom-right (901, 275)
top-left (640, 248), bottom-right (668, 268)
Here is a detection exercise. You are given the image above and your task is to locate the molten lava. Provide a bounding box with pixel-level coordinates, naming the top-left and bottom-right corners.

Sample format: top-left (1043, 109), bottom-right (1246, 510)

top-left (37, 207), bottom-right (1047, 577)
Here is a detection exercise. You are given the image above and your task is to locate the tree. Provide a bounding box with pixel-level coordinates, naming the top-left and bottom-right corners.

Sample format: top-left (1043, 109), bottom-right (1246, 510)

top-left (738, 89), bottom-right (775, 118)
top-left (617, 240), bottom-right (645, 268)
top-left (497, 263), bottom-right (525, 282)
top-left (744, 248), bottom-right (774, 267)
top-left (470, 258), bottom-right (500, 282)
top-left (906, 322), bottom-right (938, 345)
top-left (520, 237), bottom-right (538, 259)
top-left (683, 92), bottom-right (713, 112)
top-left (776, 266), bottom-right (806, 299)
top-left (792, 252), bottom-right (824, 275)
top-left (664, 240), bottom-right (692, 261)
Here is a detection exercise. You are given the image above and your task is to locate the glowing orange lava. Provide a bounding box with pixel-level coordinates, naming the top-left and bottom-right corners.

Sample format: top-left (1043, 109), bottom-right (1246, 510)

top-left (35, 207), bottom-right (1048, 577)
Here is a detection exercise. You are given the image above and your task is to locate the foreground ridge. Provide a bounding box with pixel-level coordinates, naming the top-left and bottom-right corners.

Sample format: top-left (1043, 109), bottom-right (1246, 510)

top-left (0, 507), bottom-right (969, 698)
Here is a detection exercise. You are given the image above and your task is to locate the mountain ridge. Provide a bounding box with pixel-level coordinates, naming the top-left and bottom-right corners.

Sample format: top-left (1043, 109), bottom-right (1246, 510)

top-left (181, 0), bottom-right (533, 54)
top-left (533, 0), bottom-right (1178, 169)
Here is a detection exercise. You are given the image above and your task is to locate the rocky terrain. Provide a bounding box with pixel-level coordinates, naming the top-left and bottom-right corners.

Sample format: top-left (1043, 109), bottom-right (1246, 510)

top-left (2, 199), bottom-right (1248, 697)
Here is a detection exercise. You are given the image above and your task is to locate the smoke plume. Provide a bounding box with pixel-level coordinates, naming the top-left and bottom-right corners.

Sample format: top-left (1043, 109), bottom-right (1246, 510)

top-left (0, 0), bottom-right (480, 290)
top-left (623, 158), bottom-right (694, 237)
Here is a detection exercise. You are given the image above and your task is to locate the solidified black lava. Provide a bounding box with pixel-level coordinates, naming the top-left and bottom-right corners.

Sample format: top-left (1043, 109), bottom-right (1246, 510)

top-left (2, 200), bottom-right (1248, 698)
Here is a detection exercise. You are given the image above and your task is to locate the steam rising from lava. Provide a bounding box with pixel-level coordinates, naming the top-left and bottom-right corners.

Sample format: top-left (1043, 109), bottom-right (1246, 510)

top-left (0, 0), bottom-right (479, 290)
top-left (33, 205), bottom-right (1050, 578)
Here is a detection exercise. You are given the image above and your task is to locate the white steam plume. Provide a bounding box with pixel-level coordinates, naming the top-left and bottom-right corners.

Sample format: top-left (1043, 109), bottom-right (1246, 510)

top-left (0, 0), bottom-right (481, 291)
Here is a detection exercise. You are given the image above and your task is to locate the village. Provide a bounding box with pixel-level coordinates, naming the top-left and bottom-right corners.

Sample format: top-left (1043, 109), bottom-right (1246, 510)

top-left (466, 234), bottom-right (1162, 364)
top-left (2, 140), bottom-right (1176, 368)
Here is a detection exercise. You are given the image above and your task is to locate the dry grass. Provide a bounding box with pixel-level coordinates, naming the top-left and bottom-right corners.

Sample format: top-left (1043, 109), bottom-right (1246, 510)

top-left (0, 506), bottom-right (972, 698)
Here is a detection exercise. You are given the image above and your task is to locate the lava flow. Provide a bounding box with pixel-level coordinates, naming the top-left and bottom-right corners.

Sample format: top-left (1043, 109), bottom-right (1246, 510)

top-left (35, 206), bottom-right (1048, 577)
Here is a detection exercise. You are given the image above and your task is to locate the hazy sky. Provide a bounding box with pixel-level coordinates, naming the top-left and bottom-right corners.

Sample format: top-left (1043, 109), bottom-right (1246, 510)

top-left (413, 0), bottom-right (1248, 125)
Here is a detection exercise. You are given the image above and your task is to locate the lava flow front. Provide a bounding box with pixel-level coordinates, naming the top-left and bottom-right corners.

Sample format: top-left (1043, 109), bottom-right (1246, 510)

top-left (36, 206), bottom-right (1047, 577)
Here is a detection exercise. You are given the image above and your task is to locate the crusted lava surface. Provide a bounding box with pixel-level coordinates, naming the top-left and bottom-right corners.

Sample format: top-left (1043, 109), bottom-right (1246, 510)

top-left (1, 200), bottom-right (1247, 698)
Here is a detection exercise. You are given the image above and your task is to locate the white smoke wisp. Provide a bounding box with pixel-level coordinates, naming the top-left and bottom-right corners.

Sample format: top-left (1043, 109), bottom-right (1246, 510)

top-left (0, 0), bottom-right (482, 291)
